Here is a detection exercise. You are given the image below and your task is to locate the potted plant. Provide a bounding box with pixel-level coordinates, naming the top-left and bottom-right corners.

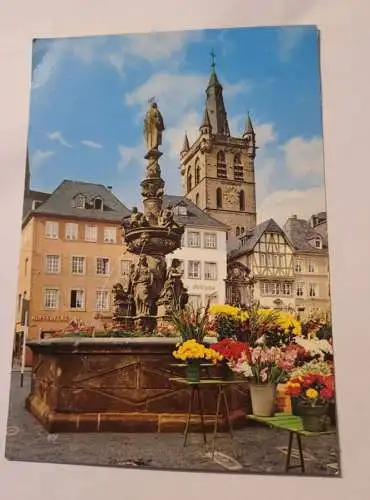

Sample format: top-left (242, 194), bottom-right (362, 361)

top-left (285, 373), bottom-right (335, 432)
top-left (231, 338), bottom-right (298, 417)
top-left (172, 339), bottom-right (223, 382)
top-left (211, 338), bottom-right (250, 379)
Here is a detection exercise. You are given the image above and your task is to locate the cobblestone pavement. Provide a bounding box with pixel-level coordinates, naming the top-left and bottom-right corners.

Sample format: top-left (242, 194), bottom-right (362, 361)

top-left (5, 372), bottom-right (340, 477)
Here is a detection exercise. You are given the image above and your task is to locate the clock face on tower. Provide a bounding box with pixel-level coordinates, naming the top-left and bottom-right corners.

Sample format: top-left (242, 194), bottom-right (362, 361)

top-left (224, 186), bottom-right (238, 206)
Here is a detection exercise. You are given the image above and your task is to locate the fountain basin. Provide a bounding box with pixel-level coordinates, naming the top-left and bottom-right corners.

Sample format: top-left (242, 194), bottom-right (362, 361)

top-left (25, 337), bottom-right (251, 433)
top-left (124, 227), bottom-right (183, 255)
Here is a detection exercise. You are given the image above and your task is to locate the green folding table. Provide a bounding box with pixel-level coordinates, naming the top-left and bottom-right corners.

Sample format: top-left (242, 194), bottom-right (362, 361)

top-left (247, 413), bottom-right (337, 473)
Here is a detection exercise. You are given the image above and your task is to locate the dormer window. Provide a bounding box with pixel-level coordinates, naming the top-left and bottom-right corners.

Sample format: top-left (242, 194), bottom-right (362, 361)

top-left (175, 204), bottom-right (187, 216)
top-left (75, 194), bottom-right (86, 209)
top-left (314, 237), bottom-right (322, 249)
top-left (94, 197), bottom-right (103, 210)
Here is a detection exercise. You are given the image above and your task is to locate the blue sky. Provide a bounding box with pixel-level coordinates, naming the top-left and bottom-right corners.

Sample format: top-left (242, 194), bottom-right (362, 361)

top-left (28, 25), bottom-right (325, 225)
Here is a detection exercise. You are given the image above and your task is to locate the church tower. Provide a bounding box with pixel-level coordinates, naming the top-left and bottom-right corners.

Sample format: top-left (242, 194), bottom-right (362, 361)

top-left (180, 53), bottom-right (257, 251)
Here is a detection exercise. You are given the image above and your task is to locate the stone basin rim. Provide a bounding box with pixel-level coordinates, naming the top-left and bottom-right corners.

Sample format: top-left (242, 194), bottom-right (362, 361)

top-left (27, 335), bottom-right (218, 347)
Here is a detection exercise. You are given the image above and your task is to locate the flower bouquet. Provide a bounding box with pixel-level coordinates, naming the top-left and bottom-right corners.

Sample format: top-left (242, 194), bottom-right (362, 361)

top-left (172, 339), bottom-right (223, 382)
top-left (230, 339), bottom-right (298, 417)
top-left (285, 372), bottom-right (335, 431)
top-left (170, 302), bottom-right (211, 343)
top-left (211, 338), bottom-right (250, 379)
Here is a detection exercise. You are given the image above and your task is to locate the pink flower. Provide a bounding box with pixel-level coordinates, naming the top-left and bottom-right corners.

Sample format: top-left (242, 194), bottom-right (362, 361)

top-left (260, 367), bottom-right (268, 382)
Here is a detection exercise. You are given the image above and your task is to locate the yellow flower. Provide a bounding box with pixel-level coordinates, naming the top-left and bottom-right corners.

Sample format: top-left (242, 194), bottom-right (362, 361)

top-left (306, 388), bottom-right (318, 399)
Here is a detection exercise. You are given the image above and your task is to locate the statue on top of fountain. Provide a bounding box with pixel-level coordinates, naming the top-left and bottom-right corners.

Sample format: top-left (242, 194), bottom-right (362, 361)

top-left (158, 203), bottom-right (181, 232)
top-left (144, 100), bottom-right (165, 153)
top-left (129, 206), bottom-right (149, 229)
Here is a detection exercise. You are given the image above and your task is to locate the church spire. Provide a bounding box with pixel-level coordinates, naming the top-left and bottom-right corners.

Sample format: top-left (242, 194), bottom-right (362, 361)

top-left (243, 112), bottom-right (257, 158)
top-left (24, 146), bottom-right (30, 197)
top-left (199, 106), bottom-right (212, 134)
top-left (204, 50), bottom-right (230, 136)
top-left (180, 132), bottom-right (190, 158)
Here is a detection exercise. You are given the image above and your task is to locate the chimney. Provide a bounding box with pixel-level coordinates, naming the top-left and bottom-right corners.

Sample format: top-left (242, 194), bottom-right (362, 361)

top-left (292, 214), bottom-right (297, 219)
top-left (107, 186), bottom-right (113, 191)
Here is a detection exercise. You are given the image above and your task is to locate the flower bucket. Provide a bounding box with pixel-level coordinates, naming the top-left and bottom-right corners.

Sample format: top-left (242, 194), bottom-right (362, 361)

top-left (291, 396), bottom-right (302, 416)
top-left (185, 361), bottom-right (200, 382)
top-left (218, 361), bottom-right (234, 380)
top-left (298, 402), bottom-right (329, 432)
top-left (249, 383), bottom-right (277, 417)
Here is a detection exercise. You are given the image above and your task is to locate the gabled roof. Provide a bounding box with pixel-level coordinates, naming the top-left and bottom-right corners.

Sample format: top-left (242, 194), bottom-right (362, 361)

top-left (229, 218), bottom-right (288, 258)
top-left (163, 194), bottom-right (229, 230)
top-left (283, 215), bottom-right (328, 253)
top-left (23, 189), bottom-right (50, 219)
top-left (28, 180), bottom-right (130, 223)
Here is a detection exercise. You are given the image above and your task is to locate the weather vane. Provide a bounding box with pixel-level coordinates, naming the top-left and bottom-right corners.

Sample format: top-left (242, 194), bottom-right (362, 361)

top-left (210, 48), bottom-right (216, 69)
top-left (148, 96), bottom-right (156, 104)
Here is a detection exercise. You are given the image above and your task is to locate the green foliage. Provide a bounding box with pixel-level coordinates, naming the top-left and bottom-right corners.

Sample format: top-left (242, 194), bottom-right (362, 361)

top-left (170, 300), bottom-right (210, 343)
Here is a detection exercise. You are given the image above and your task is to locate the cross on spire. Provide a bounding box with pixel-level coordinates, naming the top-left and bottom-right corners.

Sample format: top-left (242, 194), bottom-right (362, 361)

top-left (210, 48), bottom-right (216, 70)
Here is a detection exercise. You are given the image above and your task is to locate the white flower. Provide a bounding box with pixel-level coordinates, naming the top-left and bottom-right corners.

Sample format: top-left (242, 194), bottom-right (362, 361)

top-left (294, 336), bottom-right (332, 359)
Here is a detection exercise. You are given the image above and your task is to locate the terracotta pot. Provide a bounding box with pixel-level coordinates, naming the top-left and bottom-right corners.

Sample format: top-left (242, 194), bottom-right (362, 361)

top-left (249, 383), bottom-right (277, 417)
top-left (298, 402), bottom-right (329, 432)
top-left (185, 361), bottom-right (200, 382)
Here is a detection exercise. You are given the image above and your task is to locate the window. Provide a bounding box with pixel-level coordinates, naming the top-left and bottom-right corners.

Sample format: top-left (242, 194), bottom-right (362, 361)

top-left (217, 151), bottom-right (227, 178)
top-left (65, 222), bottom-right (78, 240)
top-left (45, 254), bottom-right (60, 274)
top-left (96, 290), bottom-right (109, 310)
top-left (172, 258), bottom-right (184, 274)
top-left (204, 262), bottom-right (217, 280)
top-left (239, 190), bottom-right (245, 211)
top-left (309, 283), bottom-right (318, 297)
top-left (279, 254), bottom-right (285, 267)
top-left (216, 187), bottom-right (222, 208)
top-left (240, 227), bottom-right (245, 234)
top-left (204, 232), bottom-right (217, 249)
top-left (188, 294), bottom-right (202, 308)
top-left (71, 256), bottom-right (85, 275)
top-left (295, 260), bottom-right (304, 273)
top-left (236, 226), bottom-right (240, 236)
top-left (187, 172), bottom-right (192, 193)
top-left (17, 294), bottom-right (22, 311)
top-left (94, 197), bottom-right (103, 210)
top-left (85, 224), bottom-right (97, 242)
top-left (281, 283), bottom-right (292, 296)
top-left (104, 227), bottom-right (116, 244)
top-left (24, 258), bottom-right (28, 276)
top-left (296, 282), bottom-right (305, 297)
top-left (179, 205), bottom-right (187, 216)
top-left (195, 193), bottom-right (200, 205)
top-left (188, 260), bottom-right (201, 279)
top-left (195, 160), bottom-right (200, 184)
top-left (96, 257), bottom-right (110, 275)
top-left (308, 262), bottom-right (316, 273)
top-left (315, 237), bottom-right (322, 249)
top-left (45, 221), bottom-right (58, 239)
top-left (75, 194), bottom-right (86, 209)
top-left (70, 289), bottom-right (84, 309)
top-left (43, 288), bottom-right (58, 309)
top-left (259, 253), bottom-right (266, 266)
top-left (260, 281), bottom-right (269, 295)
top-left (121, 259), bottom-right (131, 276)
top-left (187, 231), bottom-right (201, 248)
top-left (234, 154), bottom-right (243, 181)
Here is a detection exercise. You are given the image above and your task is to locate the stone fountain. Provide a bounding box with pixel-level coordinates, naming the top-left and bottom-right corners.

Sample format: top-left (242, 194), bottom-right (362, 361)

top-left (113, 101), bottom-right (188, 333)
top-left (25, 102), bottom-right (251, 434)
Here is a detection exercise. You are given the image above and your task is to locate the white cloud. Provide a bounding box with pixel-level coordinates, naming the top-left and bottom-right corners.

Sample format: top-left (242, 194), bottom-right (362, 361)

top-left (81, 140), bottom-right (103, 149)
top-left (30, 149), bottom-right (56, 170)
top-left (117, 144), bottom-right (144, 171)
top-left (277, 27), bottom-right (308, 62)
top-left (164, 110), bottom-right (201, 159)
top-left (282, 136), bottom-right (324, 179)
top-left (47, 131), bottom-right (72, 148)
top-left (255, 122), bottom-right (277, 148)
top-left (258, 186), bottom-right (326, 226)
top-left (32, 42), bottom-right (66, 90)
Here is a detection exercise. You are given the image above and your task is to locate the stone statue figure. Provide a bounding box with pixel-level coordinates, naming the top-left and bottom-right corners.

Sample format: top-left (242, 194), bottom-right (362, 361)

top-left (129, 207), bottom-right (149, 229)
top-left (112, 283), bottom-right (134, 320)
top-left (158, 258), bottom-right (188, 314)
top-left (144, 102), bottom-right (165, 152)
top-left (158, 204), bottom-right (180, 232)
top-left (133, 255), bottom-right (152, 316)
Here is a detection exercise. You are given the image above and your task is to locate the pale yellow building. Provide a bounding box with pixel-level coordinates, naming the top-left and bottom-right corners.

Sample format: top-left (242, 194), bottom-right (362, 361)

top-left (180, 62), bottom-right (257, 251)
top-left (15, 178), bottom-right (132, 348)
top-left (283, 213), bottom-right (331, 318)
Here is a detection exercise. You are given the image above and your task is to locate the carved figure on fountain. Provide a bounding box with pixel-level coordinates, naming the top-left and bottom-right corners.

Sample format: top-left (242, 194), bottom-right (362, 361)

top-left (144, 101), bottom-right (165, 153)
top-left (129, 207), bottom-right (149, 229)
top-left (112, 282), bottom-right (135, 320)
top-left (132, 255), bottom-right (152, 317)
top-left (157, 258), bottom-right (189, 315)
